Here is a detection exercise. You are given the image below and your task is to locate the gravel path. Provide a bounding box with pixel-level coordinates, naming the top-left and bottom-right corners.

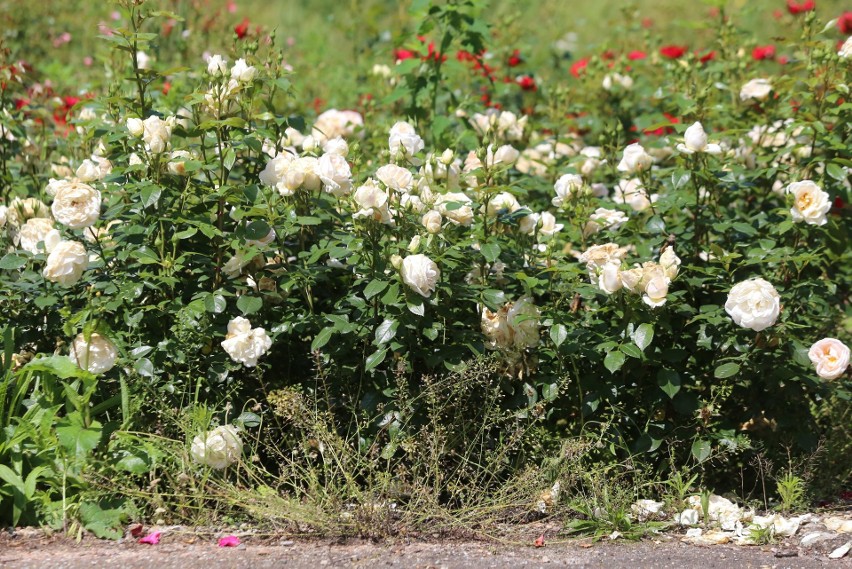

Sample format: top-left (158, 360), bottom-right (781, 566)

top-left (1, 530), bottom-right (846, 569)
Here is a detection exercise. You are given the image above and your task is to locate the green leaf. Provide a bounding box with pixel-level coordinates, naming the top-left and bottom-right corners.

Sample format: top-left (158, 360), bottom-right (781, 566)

top-left (78, 501), bottom-right (126, 540)
top-left (236, 295), bottom-right (263, 315)
top-left (205, 293), bottom-right (227, 314)
top-left (550, 324), bottom-right (568, 348)
top-left (23, 355), bottom-right (93, 380)
top-left (374, 319), bottom-right (398, 346)
top-left (134, 358), bottom-right (154, 378)
top-left (56, 416), bottom-right (102, 458)
top-left (364, 279), bottom-right (388, 300)
top-left (311, 327), bottom-right (334, 351)
top-left (619, 343), bottom-right (643, 359)
top-left (826, 162), bottom-right (846, 181)
top-left (244, 220), bottom-right (272, 241)
top-left (139, 185), bottom-right (162, 209)
top-left (714, 362), bottom-right (740, 379)
top-left (365, 347), bottom-right (387, 371)
top-left (691, 439), bottom-right (712, 463)
top-left (481, 289), bottom-right (506, 310)
top-left (0, 254), bottom-right (27, 270)
top-left (407, 300), bottom-right (425, 317)
top-left (604, 350), bottom-right (626, 374)
top-left (657, 369), bottom-right (681, 399)
top-left (633, 323), bottom-right (654, 351)
top-left (480, 242), bottom-right (501, 263)
top-left (223, 147), bottom-right (237, 170)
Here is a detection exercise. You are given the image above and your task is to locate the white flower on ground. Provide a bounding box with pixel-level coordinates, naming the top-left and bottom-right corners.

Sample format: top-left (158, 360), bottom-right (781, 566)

top-left (786, 180), bottom-right (831, 226)
top-left (69, 332), bottom-right (118, 374)
top-left (807, 338), bottom-right (850, 380)
top-left (617, 143), bottom-right (653, 174)
top-left (400, 254), bottom-right (439, 298)
top-left (677, 122), bottom-right (722, 155)
top-left (191, 425), bottom-right (243, 469)
top-left (221, 316), bottom-right (272, 367)
top-left (725, 277), bottom-right (780, 332)
top-left (43, 240), bottom-right (88, 286)
top-left (51, 180), bottom-right (101, 229)
top-left (740, 78), bottom-right (772, 101)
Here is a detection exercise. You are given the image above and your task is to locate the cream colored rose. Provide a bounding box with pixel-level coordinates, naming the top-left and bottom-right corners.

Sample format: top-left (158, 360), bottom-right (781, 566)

top-left (552, 173), bottom-right (583, 208)
top-left (486, 191), bottom-right (521, 218)
top-left (538, 212), bottom-right (563, 236)
top-left (69, 332), bottom-right (118, 374)
top-left (322, 136), bottom-right (349, 157)
top-left (317, 152), bottom-right (352, 197)
top-left (579, 243), bottom-right (629, 276)
top-left (436, 192), bottom-right (473, 226)
top-left (725, 277), bottom-right (780, 332)
top-left (643, 275), bottom-right (669, 308)
top-left (598, 261), bottom-right (623, 295)
top-left (206, 54), bottom-right (227, 76)
top-left (43, 240), bottom-right (87, 286)
top-left (141, 115), bottom-right (174, 154)
top-left (584, 207), bottom-right (628, 237)
top-left (740, 78), bottom-right (772, 102)
top-left (18, 218), bottom-right (61, 254)
top-left (376, 164), bottom-right (413, 192)
top-left (807, 338), bottom-right (850, 380)
top-left (840, 36), bottom-right (852, 58)
top-left (167, 150), bottom-right (193, 176)
top-left (660, 247), bottom-right (681, 280)
top-left (614, 178), bottom-right (655, 212)
top-left (617, 143), bottom-right (653, 174)
top-left (191, 425), bottom-right (243, 469)
top-left (579, 146), bottom-right (603, 176)
top-left (620, 266), bottom-right (644, 293)
top-left (51, 180), bottom-right (101, 229)
top-left (388, 121), bottom-right (424, 159)
top-left (786, 180), bottom-right (830, 226)
top-left (401, 254), bottom-right (439, 298)
top-left (221, 316), bottom-right (272, 367)
top-left (230, 58), bottom-right (256, 83)
top-left (486, 144), bottom-right (519, 167)
top-left (6, 197), bottom-right (49, 227)
top-left (482, 296), bottom-right (540, 350)
top-left (677, 122), bottom-right (722, 154)
top-left (353, 179), bottom-right (393, 224)
top-left (602, 73), bottom-right (633, 91)
top-left (126, 117), bottom-right (144, 137)
top-left (0, 205), bottom-right (6, 228)
top-left (421, 210), bottom-right (442, 234)
top-left (312, 109), bottom-right (363, 141)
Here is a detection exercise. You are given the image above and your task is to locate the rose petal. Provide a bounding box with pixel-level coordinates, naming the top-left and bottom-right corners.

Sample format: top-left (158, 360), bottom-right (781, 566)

top-left (138, 531), bottom-right (161, 545)
top-left (218, 535), bottom-right (241, 547)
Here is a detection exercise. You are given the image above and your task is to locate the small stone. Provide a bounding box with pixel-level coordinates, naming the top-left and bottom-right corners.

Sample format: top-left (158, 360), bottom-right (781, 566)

top-left (773, 550), bottom-right (798, 558)
top-left (828, 542), bottom-right (851, 559)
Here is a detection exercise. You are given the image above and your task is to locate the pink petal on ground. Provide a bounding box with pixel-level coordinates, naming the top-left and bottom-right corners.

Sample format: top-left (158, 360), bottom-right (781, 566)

top-left (218, 535), bottom-right (241, 547)
top-left (138, 531), bottom-right (161, 545)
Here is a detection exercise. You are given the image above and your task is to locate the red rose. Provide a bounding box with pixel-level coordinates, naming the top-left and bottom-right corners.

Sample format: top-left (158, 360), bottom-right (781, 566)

top-left (699, 50), bottom-right (716, 63)
top-left (660, 45), bottom-right (687, 59)
top-left (752, 45), bottom-right (776, 60)
top-left (628, 50), bottom-right (647, 60)
top-left (786, 0), bottom-right (815, 15)
top-left (394, 48), bottom-right (417, 61)
top-left (507, 49), bottom-right (522, 67)
top-left (234, 18), bottom-right (249, 39)
top-left (516, 75), bottom-right (537, 91)
top-left (838, 12), bottom-right (852, 34)
top-left (570, 57), bottom-right (589, 78)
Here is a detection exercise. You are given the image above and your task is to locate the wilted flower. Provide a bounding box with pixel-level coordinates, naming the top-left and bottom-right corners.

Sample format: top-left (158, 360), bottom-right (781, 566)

top-left (400, 254), bottom-right (439, 298)
top-left (51, 180), bottom-right (101, 229)
top-left (617, 143), bottom-right (653, 174)
top-left (807, 338), bottom-right (850, 380)
top-left (482, 296), bottom-right (541, 350)
top-left (43, 240), bottom-right (88, 286)
top-left (725, 278), bottom-right (780, 332)
top-left (191, 425), bottom-right (243, 469)
top-left (786, 180), bottom-right (830, 226)
top-left (69, 332), bottom-right (118, 374)
top-left (221, 316), bottom-right (272, 367)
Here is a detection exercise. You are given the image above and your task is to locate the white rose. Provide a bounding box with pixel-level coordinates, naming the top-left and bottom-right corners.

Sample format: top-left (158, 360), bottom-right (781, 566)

top-left (579, 243), bottom-right (629, 276)
top-left (126, 117), bottom-right (144, 137)
top-left (740, 78), bottom-right (772, 102)
top-left (725, 277), bottom-right (780, 332)
top-left (579, 146), bottom-right (603, 176)
top-left (518, 212), bottom-right (540, 235)
top-left (552, 173), bottom-right (584, 208)
top-left (401, 254), bottom-right (439, 298)
top-left (43, 240), bottom-right (87, 286)
top-left (322, 136), bottom-right (349, 157)
top-left (486, 144), bottom-right (519, 167)
top-left (312, 109), bottom-right (363, 141)
top-left (436, 192), bottom-right (474, 226)
top-left (6, 197), bottom-right (49, 228)
top-left (191, 425), bottom-right (243, 469)
top-left (352, 179), bottom-right (393, 224)
top-left (221, 316), bottom-right (272, 367)
top-left (317, 152), bottom-right (352, 197)
top-left (486, 191), bottom-right (521, 217)
top-left (659, 247), bottom-right (681, 280)
top-left (75, 159), bottom-right (101, 182)
top-left (807, 338), bottom-right (850, 380)
top-left (141, 115), bottom-right (173, 154)
top-left (585, 207), bottom-right (628, 237)
top-left (230, 58), bottom-right (256, 82)
top-left (602, 73), bottom-right (633, 90)
top-left (291, 157), bottom-right (321, 191)
top-left (421, 210), bottom-right (442, 234)
top-left (614, 178), bottom-right (655, 212)
top-left (206, 54), bottom-right (227, 76)
top-left (135, 50), bottom-right (150, 70)
top-left (18, 218), bottom-right (60, 254)
top-left (617, 143), bottom-right (653, 174)
top-left (0, 205), bottom-right (6, 228)
top-left (642, 275), bottom-right (669, 308)
top-left (51, 181), bottom-right (101, 229)
top-left (677, 122), bottom-right (722, 154)
top-left (840, 36), bottom-right (852, 58)
top-left (388, 121), bottom-right (424, 159)
top-left (259, 151), bottom-right (297, 196)
top-left (538, 211), bottom-right (563, 236)
top-left (598, 261), bottom-right (623, 295)
top-left (376, 164), bottom-right (413, 192)
top-left (786, 180), bottom-right (831, 226)
top-left (620, 266), bottom-right (645, 293)
top-left (69, 332), bottom-right (118, 374)
top-left (167, 150), bottom-right (192, 176)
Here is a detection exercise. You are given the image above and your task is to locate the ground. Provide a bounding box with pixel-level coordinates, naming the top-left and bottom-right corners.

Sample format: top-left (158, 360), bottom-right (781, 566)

top-left (2, 524), bottom-right (847, 569)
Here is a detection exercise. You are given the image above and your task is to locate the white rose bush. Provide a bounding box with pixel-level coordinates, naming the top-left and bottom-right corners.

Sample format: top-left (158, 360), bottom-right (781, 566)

top-left (0, 0), bottom-right (849, 535)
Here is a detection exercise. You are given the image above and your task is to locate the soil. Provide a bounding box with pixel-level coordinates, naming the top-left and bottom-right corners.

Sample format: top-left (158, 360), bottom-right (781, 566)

top-left (1, 525), bottom-right (847, 569)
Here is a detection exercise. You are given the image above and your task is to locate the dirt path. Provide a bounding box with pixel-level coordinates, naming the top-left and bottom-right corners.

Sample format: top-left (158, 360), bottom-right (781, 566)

top-left (1, 530), bottom-right (845, 569)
